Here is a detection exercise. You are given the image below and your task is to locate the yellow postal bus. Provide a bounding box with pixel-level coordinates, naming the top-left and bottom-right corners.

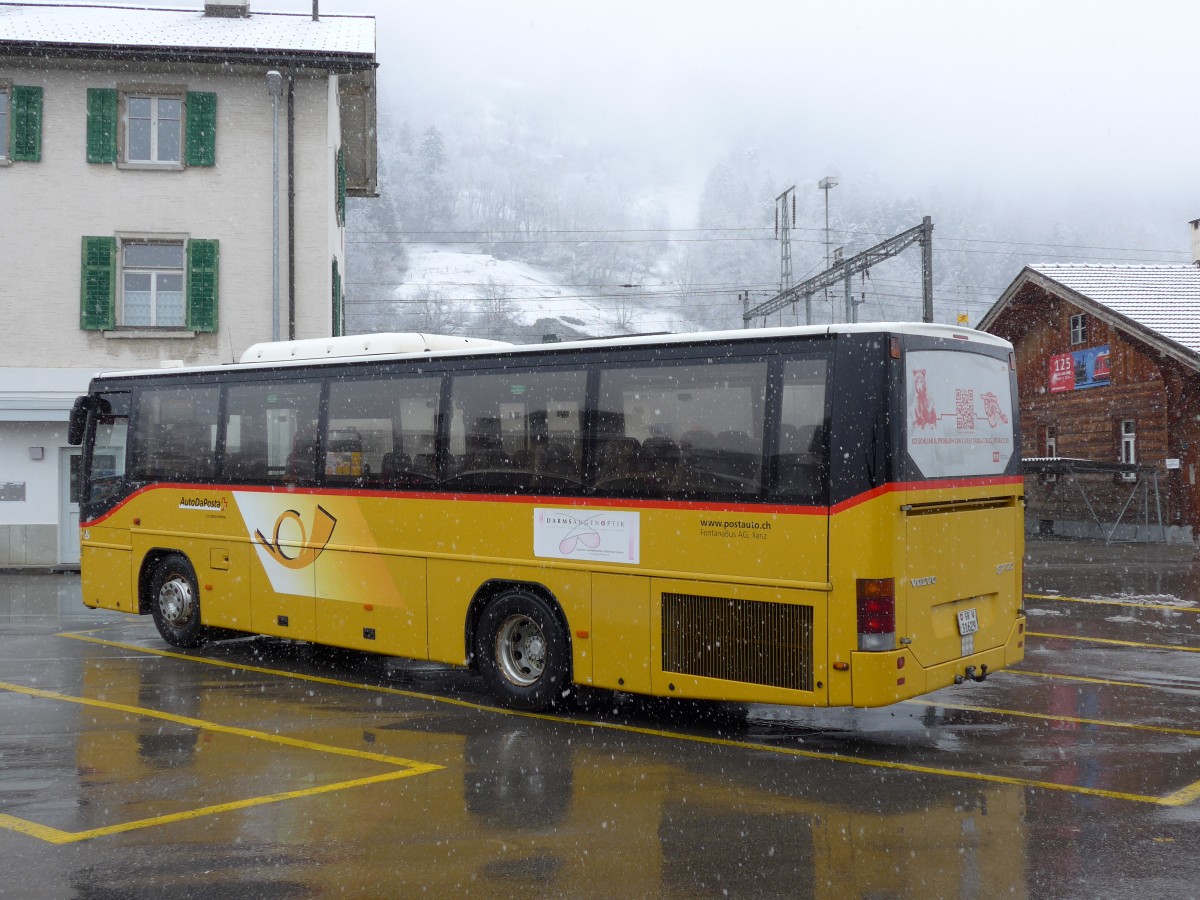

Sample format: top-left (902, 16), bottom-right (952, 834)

top-left (68, 324), bottom-right (1025, 711)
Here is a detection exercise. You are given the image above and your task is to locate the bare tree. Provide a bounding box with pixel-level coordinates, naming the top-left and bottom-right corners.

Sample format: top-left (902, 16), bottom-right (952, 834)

top-left (607, 302), bottom-right (640, 334)
top-left (409, 286), bottom-right (468, 335)
top-left (474, 278), bottom-right (519, 340)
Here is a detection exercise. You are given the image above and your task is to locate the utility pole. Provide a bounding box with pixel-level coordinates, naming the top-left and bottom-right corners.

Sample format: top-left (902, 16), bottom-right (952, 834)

top-left (818, 177), bottom-right (838, 307)
top-left (776, 186), bottom-right (795, 294)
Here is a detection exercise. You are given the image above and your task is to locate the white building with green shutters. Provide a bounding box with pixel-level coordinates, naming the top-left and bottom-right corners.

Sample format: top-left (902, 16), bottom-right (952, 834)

top-left (0, 1), bottom-right (377, 566)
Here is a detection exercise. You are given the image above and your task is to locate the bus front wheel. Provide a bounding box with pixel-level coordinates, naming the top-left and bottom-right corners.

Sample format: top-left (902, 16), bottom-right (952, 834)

top-left (149, 554), bottom-right (206, 648)
top-left (475, 589), bottom-right (571, 711)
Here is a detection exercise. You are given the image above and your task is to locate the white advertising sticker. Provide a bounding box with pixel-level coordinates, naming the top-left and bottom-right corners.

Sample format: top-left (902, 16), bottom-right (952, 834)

top-left (906, 350), bottom-right (1014, 478)
top-left (533, 508), bottom-right (640, 564)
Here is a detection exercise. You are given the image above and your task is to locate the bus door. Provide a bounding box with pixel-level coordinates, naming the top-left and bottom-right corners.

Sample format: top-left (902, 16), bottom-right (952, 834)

top-left (223, 380), bottom-right (322, 639)
top-left (900, 343), bottom-right (1021, 669)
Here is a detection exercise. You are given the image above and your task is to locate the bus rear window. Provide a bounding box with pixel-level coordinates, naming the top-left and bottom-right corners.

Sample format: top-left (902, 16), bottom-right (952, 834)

top-left (905, 349), bottom-right (1015, 479)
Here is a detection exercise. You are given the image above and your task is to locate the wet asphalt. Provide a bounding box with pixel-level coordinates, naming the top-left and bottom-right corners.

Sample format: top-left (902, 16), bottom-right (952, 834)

top-left (0, 537), bottom-right (1197, 898)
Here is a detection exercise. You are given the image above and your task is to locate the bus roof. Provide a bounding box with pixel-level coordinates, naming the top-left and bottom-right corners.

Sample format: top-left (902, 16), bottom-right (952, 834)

top-left (88, 322), bottom-right (1012, 382)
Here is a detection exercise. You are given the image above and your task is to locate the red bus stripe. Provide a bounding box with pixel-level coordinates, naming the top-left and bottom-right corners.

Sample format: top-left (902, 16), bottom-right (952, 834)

top-left (80, 474), bottom-right (1023, 528)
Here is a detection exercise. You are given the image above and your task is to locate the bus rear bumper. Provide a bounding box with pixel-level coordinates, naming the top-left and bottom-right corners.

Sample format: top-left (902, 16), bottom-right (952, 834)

top-left (850, 617), bottom-right (1027, 708)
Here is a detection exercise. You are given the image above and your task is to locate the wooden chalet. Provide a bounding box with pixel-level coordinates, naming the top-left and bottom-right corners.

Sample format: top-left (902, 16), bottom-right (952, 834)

top-left (979, 261), bottom-right (1200, 542)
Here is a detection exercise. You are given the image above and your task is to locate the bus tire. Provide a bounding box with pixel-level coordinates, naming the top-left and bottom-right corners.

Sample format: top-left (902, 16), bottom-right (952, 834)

top-left (475, 589), bottom-right (571, 711)
top-left (149, 554), bottom-right (206, 648)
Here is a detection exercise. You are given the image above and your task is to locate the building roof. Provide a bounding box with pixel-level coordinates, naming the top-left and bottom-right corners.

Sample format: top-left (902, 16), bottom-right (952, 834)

top-left (0, 2), bottom-right (375, 67)
top-left (1029, 264), bottom-right (1200, 356)
top-left (981, 263), bottom-right (1200, 369)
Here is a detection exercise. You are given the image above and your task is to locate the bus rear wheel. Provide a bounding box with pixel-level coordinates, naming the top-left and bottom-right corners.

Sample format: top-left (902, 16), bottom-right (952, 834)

top-left (149, 554), bottom-right (206, 648)
top-left (475, 589), bottom-right (571, 711)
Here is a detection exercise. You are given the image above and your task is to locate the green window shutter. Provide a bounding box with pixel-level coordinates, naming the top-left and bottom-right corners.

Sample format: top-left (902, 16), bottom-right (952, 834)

top-left (185, 239), bottom-right (220, 333)
top-left (184, 91), bottom-right (217, 167)
top-left (336, 147), bottom-right (347, 227)
top-left (86, 88), bottom-right (118, 164)
top-left (80, 237), bottom-right (116, 331)
top-left (332, 258), bottom-right (344, 337)
top-left (11, 85), bottom-right (43, 162)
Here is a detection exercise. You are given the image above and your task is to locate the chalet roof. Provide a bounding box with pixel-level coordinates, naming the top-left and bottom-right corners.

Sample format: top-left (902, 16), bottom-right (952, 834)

top-left (0, 2), bottom-right (375, 67)
top-left (1030, 264), bottom-right (1200, 355)
top-left (981, 262), bottom-right (1200, 370)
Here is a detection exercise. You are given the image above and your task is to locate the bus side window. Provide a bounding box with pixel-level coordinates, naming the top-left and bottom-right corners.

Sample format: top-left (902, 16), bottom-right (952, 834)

top-left (447, 367), bottom-right (586, 493)
top-left (772, 357), bottom-right (829, 503)
top-left (593, 359), bottom-right (767, 499)
top-left (130, 385), bottom-right (219, 482)
top-left (327, 374), bottom-right (442, 487)
top-left (223, 381), bottom-right (321, 484)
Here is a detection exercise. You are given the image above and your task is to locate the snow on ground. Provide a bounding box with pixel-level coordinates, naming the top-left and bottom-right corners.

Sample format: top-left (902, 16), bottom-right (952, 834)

top-left (394, 245), bottom-right (698, 337)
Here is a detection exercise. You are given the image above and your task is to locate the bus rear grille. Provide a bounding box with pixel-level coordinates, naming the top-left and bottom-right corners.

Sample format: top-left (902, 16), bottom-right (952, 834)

top-left (661, 593), bottom-right (814, 692)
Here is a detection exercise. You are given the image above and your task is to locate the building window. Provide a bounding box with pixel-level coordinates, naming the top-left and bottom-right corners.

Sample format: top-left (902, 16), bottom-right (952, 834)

top-left (1120, 419), bottom-right (1136, 465)
top-left (122, 241), bottom-right (185, 326)
top-left (1045, 424), bottom-right (1057, 458)
top-left (1070, 313), bottom-right (1087, 346)
top-left (86, 87), bottom-right (216, 167)
top-left (125, 94), bottom-right (182, 164)
top-left (80, 235), bottom-right (219, 333)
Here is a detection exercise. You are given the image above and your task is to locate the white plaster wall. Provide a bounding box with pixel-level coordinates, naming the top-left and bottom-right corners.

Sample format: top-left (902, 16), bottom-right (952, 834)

top-left (0, 421), bottom-right (69, 526)
top-left (289, 73), bottom-right (341, 339)
top-left (0, 60), bottom-right (341, 369)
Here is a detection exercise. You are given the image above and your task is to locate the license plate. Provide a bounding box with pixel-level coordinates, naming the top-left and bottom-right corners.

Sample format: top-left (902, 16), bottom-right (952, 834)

top-left (957, 608), bottom-right (979, 636)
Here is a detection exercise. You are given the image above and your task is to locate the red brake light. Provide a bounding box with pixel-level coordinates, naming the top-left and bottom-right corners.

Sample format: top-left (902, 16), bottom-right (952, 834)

top-left (857, 578), bottom-right (896, 651)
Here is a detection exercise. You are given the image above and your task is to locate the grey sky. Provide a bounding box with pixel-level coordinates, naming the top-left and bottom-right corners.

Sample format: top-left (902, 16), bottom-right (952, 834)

top-left (341, 0), bottom-right (1198, 208)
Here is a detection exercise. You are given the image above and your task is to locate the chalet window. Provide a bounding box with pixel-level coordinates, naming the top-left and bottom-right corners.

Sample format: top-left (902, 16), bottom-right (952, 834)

top-left (1119, 419), bottom-right (1136, 465)
top-left (1070, 313), bottom-right (1087, 346)
top-left (1, 83), bottom-right (43, 163)
top-left (86, 87), bottom-right (216, 167)
top-left (80, 235), bottom-right (219, 333)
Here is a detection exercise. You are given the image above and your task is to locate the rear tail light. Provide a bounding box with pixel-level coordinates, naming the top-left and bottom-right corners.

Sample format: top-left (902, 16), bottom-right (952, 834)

top-left (857, 578), bottom-right (896, 651)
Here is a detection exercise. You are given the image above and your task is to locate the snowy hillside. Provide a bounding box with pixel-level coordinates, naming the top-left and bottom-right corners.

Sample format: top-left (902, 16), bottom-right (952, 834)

top-left (350, 245), bottom-right (704, 343)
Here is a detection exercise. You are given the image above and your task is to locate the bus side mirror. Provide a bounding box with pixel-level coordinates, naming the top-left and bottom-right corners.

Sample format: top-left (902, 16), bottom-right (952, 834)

top-left (67, 396), bottom-right (91, 446)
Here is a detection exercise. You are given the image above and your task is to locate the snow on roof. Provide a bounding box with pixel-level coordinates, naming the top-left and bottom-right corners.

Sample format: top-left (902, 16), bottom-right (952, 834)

top-left (0, 3), bottom-right (374, 58)
top-left (1030, 263), bottom-right (1200, 357)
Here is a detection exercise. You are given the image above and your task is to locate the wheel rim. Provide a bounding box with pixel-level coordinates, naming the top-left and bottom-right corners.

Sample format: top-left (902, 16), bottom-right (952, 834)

top-left (158, 575), bottom-right (195, 628)
top-left (494, 613), bottom-right (547, 687)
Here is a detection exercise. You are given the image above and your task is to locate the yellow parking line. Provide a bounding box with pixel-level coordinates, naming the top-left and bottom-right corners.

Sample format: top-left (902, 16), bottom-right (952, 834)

top-left (1010, 669), bottom-right (1162, 690)
top-left (1026, 593), bottom-right (1200, 614)
top-left (1029, 631), bottom-right (1200, 653)
top-left (0, 679), bottom-right (442, 845)
top-left (0, 771), bottom-right (422, 845)
top-left (57, 632), bottom-right (1193, 808)
top-left (1161, 779), bottom-right (1200, 808)
top-left (906, 700), bottom-right (1200, 739)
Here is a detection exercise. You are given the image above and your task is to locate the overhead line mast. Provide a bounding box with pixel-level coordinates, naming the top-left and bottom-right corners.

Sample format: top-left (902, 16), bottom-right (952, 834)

top-left (744, 215), bottom-right (935, 327)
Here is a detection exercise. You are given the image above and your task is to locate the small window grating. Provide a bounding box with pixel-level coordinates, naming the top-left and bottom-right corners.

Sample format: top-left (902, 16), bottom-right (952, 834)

top-left (661, 593), bottom-right (814, 692)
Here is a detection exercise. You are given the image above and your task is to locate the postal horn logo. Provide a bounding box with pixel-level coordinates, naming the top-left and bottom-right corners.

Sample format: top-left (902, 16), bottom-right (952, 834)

top-left (254, 505), bottom-right (337, 569)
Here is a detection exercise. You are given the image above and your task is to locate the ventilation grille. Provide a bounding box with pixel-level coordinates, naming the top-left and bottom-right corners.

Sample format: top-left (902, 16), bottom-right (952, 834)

top-left (661, 593), bottom-right (814, 692)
